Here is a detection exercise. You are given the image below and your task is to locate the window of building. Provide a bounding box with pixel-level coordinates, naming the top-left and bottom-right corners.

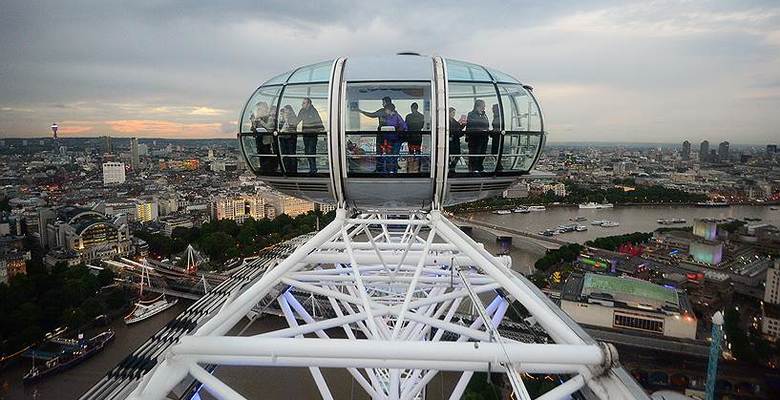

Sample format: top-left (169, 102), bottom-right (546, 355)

top-left (345, 82), bottom-right (432, 176)
top-left (613, 313), bottom-right (664, 334)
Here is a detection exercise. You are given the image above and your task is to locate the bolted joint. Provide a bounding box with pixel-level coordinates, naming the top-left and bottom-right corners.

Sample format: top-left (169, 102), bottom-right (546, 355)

top-left (599, 342), bottom-right (620, 373)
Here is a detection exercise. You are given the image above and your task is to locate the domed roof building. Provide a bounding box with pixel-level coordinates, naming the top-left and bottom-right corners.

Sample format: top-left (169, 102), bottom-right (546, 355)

top-left (238, 54), bottom-right (545, 210)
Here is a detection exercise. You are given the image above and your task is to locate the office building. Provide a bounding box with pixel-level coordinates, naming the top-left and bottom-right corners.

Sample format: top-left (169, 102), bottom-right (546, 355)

top-left (211, 194), bottom-right (268, 224)
top-left (718, 141), bottom-right (729, 161)
top-left (681, 140), bottom-right (691, 161)
top-left (561, 273), bottom-right (697, 339)
top-left (130, 137), bottom-right (140, 170)
top-left (102, 162), bottom-right (126, 185)
top-left (699, 140), bottom-right (709, 162)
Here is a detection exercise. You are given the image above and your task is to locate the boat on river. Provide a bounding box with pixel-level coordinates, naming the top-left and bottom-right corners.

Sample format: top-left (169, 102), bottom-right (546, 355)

top-left (124, 262), bottom-right (178, 325)
top-left (578, 202), bottom-right (614, 209)
top-left (23, 330), bottom-right (114, 384)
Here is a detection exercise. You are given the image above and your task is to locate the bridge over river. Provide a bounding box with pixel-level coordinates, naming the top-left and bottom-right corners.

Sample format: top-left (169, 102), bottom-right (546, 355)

top-left (450, 214), bottom-right (570, 252)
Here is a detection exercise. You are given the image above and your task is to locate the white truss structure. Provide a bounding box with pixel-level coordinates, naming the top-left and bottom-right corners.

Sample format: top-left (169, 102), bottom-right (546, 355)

top-left (128, 209), bottom-right (648, 400)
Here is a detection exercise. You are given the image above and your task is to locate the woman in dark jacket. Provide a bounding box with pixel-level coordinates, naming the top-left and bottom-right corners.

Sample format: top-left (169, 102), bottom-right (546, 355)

top-left (465, 99), bottom-right (489, 172)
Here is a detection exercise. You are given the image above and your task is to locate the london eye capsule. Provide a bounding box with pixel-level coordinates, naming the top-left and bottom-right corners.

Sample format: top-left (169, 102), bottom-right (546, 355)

top-left (238, 54), bottom-right (545, 210)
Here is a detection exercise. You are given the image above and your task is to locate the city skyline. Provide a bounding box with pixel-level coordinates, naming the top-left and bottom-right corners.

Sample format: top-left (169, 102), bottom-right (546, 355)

top-left (1, 1), bottom-right (780, 142)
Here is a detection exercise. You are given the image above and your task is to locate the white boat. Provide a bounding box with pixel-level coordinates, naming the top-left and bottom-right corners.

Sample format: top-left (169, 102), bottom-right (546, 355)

top-left (578, 202), bottom-right (614, 209)
top-left (527, 205), bottom-right (546, 211)
top-left (124, 296), bottom-right (178, 325)
top-left (575, 225), bottom-right (588, 232)
top-left (493, 210), bottom-right (512, 215)
top-left (591, 220), bottom-right (606, 226)
top-left (513, 207), bottom-right (530, 213)
top-left (600, 221), bottom-right (620, 227)
top-left (124, 261), bottom-right (179, 325)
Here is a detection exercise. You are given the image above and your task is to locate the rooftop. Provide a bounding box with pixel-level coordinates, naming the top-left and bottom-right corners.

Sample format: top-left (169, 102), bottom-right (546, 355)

top-left (583, 273), bottom-right (679, 306)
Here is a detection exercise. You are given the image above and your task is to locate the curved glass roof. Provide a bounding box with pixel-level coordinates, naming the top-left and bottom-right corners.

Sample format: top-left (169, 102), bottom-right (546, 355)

top-left (260, 60), bottom-right (334, 86)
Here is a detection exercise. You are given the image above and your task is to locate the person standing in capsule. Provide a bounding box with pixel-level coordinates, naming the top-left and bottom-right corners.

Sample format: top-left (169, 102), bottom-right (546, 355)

top-left (378, 103), bottom-right (407, 174)
top-left (359, 96), bottom-right (394, 172)
top-left (298, 97), bottom-right (324, 175)
top-left (465, 99), bottom-right (489, 173)
top-left (404, 102), bottom-right (425, 173)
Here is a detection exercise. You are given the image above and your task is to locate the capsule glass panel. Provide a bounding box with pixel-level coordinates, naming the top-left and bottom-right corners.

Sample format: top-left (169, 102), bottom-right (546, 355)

top-left (447, 82), bottom-right (501, 174)
top-left (499, 84), bottom-right (541, 132)
top-left (345, 82), bottom-right (432, 176)
top-left (288, 60), bottom-right (332, 84)
top-left (240, 85), bottom-right (282, 175)
top-left (276, 84), bottom-right (330, 176)
top-left (446, 59), bottom-right (492, 82)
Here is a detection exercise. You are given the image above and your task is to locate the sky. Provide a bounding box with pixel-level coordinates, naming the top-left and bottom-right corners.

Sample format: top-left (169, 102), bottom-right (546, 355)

top-left (1, 1), bottom-right (779, 143)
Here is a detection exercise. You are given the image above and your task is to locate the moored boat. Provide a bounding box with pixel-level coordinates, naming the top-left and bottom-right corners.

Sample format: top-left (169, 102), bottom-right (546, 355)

top-left (23, 330), bottom-right (115, 384)
top-left (124, 261), bottom-right (179, 325)
top-left (578, 202), bottom-right (614, 209)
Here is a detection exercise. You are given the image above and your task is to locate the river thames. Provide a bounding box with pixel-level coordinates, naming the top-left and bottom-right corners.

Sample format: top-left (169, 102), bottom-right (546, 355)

top-left (462, 204), bottom-right (779, 244)
top-left (1, 205), bottom-right (777, 399)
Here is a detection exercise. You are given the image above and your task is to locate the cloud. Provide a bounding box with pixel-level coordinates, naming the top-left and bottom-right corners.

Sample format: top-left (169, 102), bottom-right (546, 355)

top-left (106, 119), bottom-right (225, 138)
top-left (189, 106), bottom-right (227, 116)
top-left (1, 0), bottom-right (779, 143)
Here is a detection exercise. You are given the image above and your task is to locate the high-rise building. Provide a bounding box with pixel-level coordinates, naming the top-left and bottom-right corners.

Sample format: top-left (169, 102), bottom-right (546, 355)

top-left (699, 140), bottom-right (709, 162)
top-left (103, 135), bottom-right (112, 154)
top-left (130, 137), bottom-right (140, 170)
top-left (718, 141), bottom-right (729, 161)
top-left (681, 140), bottom-right (691, 161)
top-left (768, 144), bottom-right (777, 156)
top-left (102, 162), bottom-right (126, 185)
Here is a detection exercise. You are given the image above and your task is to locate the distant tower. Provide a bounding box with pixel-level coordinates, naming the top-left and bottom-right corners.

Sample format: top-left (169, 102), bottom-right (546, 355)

top-left (208, 148), bottom-right (215, 161)
top-left (50, 122), bottom-right (58, 140)
top-left (699, 140), bottom-right (709, 162)
top-left (682, 140), bottom-right (691, 161)
top-left (130, 137), bottom-right (140, 170)
top-left (104, 135), bottom-right (112, 154)
top-left (718, 141), bottom-right (730, 161)
top-left (705, 311), bottom-right (724, 400)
